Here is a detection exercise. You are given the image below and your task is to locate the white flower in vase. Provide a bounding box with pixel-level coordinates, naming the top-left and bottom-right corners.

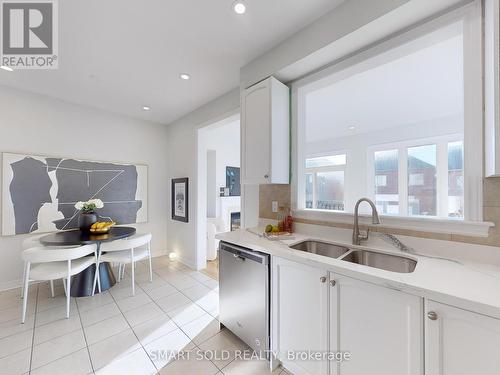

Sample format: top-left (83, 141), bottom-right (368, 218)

top-left (75, 199), bottom-right (105, 213)
top-left (89, 199), bottom-right (104, 209)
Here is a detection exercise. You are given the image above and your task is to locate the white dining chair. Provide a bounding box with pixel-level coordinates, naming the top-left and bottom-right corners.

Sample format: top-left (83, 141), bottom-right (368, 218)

top-left (20, 233), bottom-right (79, 299)
top-left (21, 244), bottom-right (98, 323)
top-left (92, 233), bottom-right (152, 296)
top-left (21, 233), bottom-right (51, 298)
top-left (21, 233), bottom-right (47, 250)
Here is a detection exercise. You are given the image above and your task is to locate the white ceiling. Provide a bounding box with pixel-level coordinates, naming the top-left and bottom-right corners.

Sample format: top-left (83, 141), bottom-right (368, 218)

top-left (0, 0), bottom-right (342, 124)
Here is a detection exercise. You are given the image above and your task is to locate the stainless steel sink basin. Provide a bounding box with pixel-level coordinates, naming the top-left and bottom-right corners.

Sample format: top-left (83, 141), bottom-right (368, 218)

top-left (290, 240), bottom-right (349, 259)
top-left (341, 250), bottom-right (417, 273)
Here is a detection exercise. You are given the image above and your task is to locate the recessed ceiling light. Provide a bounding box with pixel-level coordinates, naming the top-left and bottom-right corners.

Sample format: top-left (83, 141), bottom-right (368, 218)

top-left (180, 73), bottom-right (190, 80)
top-left (0, 65), bottom-right (13, 72)
top-left (348, 125), bottom-right (356, 131)
top-left (142, 106), bottom-right (151, 111)
top-left (232, 1), bottom-right (246, 14)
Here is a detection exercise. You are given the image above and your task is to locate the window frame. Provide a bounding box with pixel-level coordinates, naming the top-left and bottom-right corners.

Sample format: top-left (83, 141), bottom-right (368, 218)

top-left (290, 1), bottom-right (491, 236)
top-left (367, 134), bottom-right (463, 219)
top-left (305, 151), bottom-right (348, 211)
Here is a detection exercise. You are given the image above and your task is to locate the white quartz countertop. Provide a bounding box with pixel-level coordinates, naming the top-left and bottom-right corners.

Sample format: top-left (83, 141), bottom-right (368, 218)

top-left (216, 227), bottom-right (500, 319)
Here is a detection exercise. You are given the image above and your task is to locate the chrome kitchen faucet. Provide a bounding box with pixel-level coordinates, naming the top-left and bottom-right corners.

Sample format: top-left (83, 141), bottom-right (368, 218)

top-left (352, 198), bottom-right (381, 245)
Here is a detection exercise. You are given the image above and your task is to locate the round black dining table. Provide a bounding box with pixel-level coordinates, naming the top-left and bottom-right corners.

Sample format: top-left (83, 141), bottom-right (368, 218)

top-left (39, 226), bottom-right (136, 297)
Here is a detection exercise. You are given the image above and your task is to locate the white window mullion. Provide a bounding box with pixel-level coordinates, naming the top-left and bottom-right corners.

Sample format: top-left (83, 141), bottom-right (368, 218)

top-left (342, 164), bottom-right (350, 212)
top-left (399, 147), bottom-right (408, 216)
top-left (366, 151), bottom-right (376, 203)
top-left (463, 0), bottom-right (484, 221)
top-left (312, 172), bottom-right (318, 209)
top-left (437, 142), bottom-right (449, 217)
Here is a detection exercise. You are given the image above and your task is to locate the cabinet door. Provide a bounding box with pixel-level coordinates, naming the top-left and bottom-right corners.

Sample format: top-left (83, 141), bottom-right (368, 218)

top-left (242, 79), bottom-right (271, 184)
top-left (272, 257), bottom-right (329, 375)
top-left (426, 300), bottom-right (500, 375)
top-left (330, 274), bottom-right (423, 375)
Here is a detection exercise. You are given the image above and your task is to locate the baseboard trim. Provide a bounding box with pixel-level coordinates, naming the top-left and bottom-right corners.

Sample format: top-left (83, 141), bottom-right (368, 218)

top-left (0, 279), bottom-right (22, 292)
top-left (151, 249), bottom-right (168, 258)
top-left (177, 256), bottom-right (197, 270)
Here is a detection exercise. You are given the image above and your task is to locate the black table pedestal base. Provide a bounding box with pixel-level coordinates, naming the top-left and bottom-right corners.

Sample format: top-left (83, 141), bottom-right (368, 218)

top-left (70, 262), bottom-right (116, 297)
top-left (39, 227), bottom-right (135, 297)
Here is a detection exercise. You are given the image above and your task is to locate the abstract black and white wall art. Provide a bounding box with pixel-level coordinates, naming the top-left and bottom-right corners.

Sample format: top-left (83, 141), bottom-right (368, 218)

top-left (2, 152), bottom-right (148, 235)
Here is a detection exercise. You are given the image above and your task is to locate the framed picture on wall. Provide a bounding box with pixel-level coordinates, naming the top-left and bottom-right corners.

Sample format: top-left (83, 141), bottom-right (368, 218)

top-left (2, 152), bottom-right (148, 235)
top-left (226, 166), bottom-right (240, 196)
top-left (172, 178), bottom-right (189, 222)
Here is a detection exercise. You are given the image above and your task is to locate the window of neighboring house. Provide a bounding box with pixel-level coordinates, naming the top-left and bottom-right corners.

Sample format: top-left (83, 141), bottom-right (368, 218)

top-left (369, 138), bottom-right (463, 218)
top-left (448, 141), bottom-right (464, 218)
top-left (374, 149), bottom-right (399, 215)
top-left (295, 8), bottom-right (482, 222)
top-left (408, 145), bottom-right (437, 216)
top-left (375, 175), bottom-right (387, 187)
top-left (305, 154), bottom-right (346, 211)
top-left (408, 173), bottom-right (425, 186)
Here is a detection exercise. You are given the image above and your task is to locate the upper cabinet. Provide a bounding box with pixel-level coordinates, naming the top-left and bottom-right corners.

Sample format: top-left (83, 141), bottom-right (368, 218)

top-left (241, 77), bottom-right (290, 184)
top-left (485, 0), bottom-right (500, 176)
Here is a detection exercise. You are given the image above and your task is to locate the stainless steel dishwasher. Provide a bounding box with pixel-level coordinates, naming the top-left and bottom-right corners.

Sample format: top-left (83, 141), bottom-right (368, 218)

top-left (219, 241), bottom-right (270, 356)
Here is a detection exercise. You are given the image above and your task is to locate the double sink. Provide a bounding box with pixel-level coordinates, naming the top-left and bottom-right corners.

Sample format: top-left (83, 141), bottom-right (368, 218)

top-left (290, 240), bottom-right (417, 273)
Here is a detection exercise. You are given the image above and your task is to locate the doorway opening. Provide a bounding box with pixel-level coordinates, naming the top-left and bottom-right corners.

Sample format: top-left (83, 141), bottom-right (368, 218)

top-left (196, 113), bottom-right (240, 277)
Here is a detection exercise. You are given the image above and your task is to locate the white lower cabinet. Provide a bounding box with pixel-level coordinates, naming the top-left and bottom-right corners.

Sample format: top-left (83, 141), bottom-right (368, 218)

top-left (272, 256), bottom-right (500, 375)
top-left (330, 273), bottom-right (423, 375)
top-left (272, 257), bottom-right (329, 375)
top-left (425, 300), bottom-right (500, 375)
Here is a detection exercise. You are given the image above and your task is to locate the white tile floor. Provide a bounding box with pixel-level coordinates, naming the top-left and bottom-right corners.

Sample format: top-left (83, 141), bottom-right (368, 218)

top-left (0, 256), bottom-right (290, 375)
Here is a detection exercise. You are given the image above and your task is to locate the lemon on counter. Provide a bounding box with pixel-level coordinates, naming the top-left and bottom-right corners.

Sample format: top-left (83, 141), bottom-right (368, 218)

top-left (265, 225), bottom-right (274, 233)
top-left (271, 226), bottom-right (279, 233)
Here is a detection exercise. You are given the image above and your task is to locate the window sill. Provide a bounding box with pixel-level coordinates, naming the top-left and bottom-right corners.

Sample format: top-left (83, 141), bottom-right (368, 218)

top-left (293, 209), bottom-right (494, 238)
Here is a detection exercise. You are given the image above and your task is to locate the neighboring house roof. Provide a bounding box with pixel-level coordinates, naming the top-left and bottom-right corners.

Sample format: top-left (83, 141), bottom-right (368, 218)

top-left (375, 144), bottom-right (463, 172)
top-left (375, 154), bottom-right (434, 171)
top-left (374, 154), bottom-right (398, 171)
top-left (407, 156), bottom-right (435, 170)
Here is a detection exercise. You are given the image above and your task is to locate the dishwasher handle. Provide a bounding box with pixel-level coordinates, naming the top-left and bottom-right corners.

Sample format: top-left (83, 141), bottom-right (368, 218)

top-left (233, 253), bottom-right (246, 261)
top-left (220, 242), bottom-right (269, 265)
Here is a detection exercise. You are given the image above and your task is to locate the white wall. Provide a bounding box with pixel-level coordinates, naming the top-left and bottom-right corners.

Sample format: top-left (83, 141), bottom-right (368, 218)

top-left (201, 118), bottom-right (241, 237)
top-left (203, 118), bottom-right (240, 219)
top-left (0, 85), bottom-right (169, 291)
top-left (166, 89), bottom-right (239, 269)
top-left (204, 120), bottom-right (240, 196)
top-left (206, 150), bottom-right (217, 218)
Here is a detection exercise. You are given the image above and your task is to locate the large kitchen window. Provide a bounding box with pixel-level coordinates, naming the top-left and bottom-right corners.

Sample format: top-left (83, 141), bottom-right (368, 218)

top-left (305, 153), bottom-right (347, 211)
top-left (368, 137), bottom-right (463, 218)
top-left (294, 2), bottom-right (484, 229)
